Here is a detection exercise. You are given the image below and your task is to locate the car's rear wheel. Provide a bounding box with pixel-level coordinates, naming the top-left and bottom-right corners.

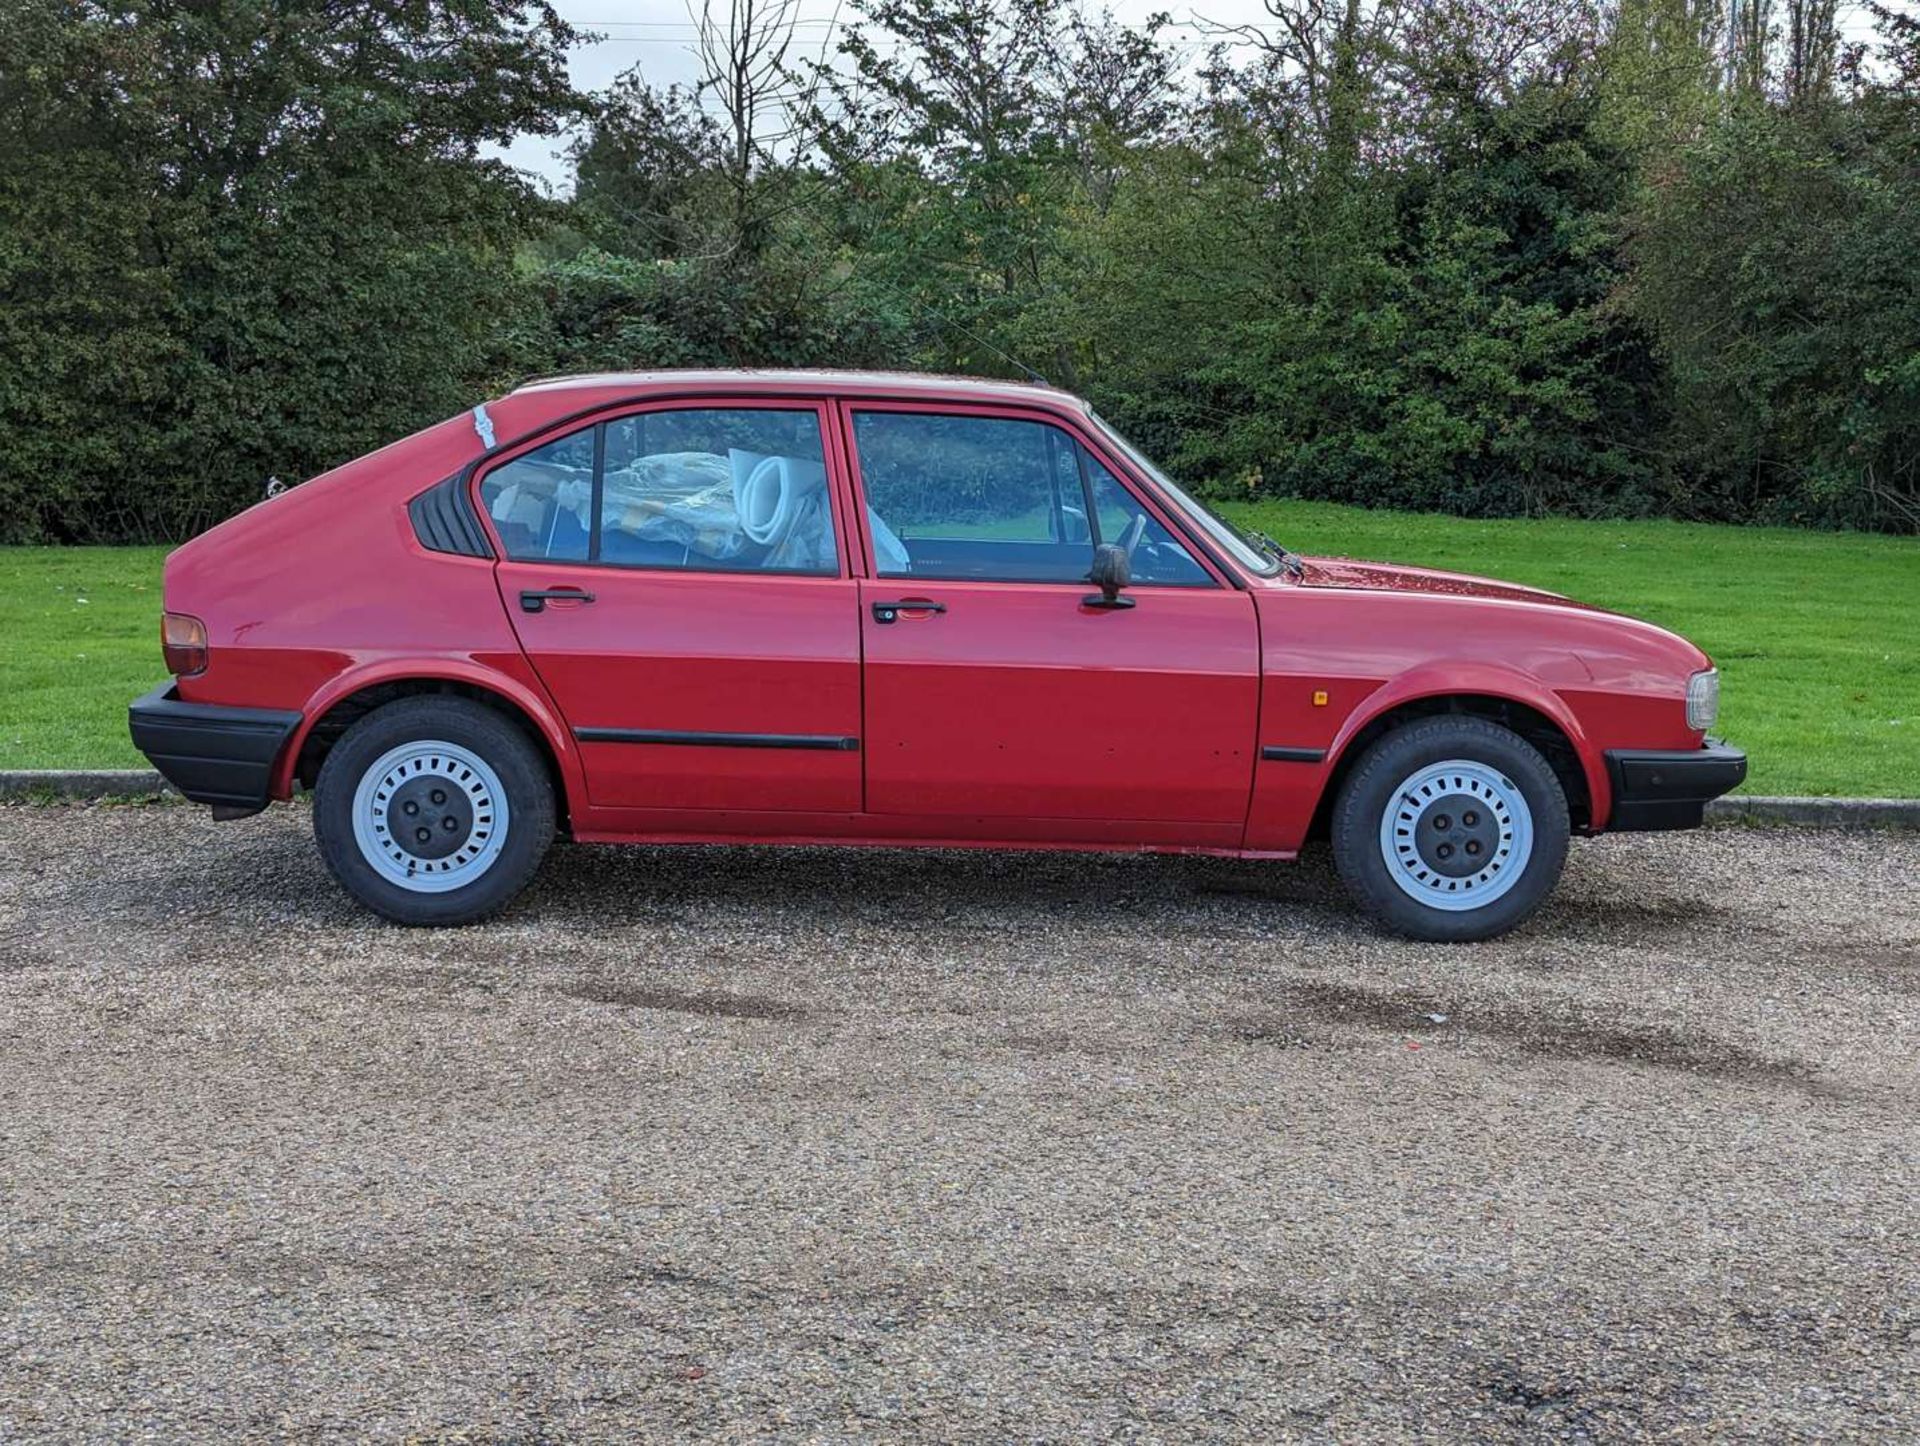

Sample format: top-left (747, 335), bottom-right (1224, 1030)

top-left (1331, 716), bottom-right (1570, 942)
top-left (313, 696), bottom-right (554, 925)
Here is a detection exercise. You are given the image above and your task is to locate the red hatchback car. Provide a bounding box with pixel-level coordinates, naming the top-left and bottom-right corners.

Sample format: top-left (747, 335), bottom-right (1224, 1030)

top-left (130, 370), bottom-right (1744, 940)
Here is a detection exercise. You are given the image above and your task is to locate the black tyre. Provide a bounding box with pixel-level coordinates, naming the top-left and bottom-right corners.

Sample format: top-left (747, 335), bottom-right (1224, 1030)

top-left (1330, 715), bottom-right (1570, 942)
top-left (312, 696), bottom-right (555, 926)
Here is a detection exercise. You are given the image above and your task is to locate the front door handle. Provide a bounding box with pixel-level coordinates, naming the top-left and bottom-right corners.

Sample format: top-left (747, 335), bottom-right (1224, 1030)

top-left (871, 599), bottom-right (947, 624)
top-left (521, 588), bottom-right (596, 614)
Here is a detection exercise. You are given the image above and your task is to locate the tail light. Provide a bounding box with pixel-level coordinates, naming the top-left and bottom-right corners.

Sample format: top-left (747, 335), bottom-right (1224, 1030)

top-left (1686, 668), bottom-right (1720, 732)
top-left (162, 612), bottom-right (208, 677)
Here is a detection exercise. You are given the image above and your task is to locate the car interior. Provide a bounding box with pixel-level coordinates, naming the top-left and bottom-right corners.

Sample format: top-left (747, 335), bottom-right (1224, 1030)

top-left (478, 408), bottom-right (1209, 585)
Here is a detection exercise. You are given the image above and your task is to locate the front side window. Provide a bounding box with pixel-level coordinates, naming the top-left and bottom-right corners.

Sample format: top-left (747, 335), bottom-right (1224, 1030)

top-left (1088, 411), bottom-right (1281, 577)
top-left (480, 407), bottom-right (838, 574)
top-left (852, 410), bottom-right (1211, 586)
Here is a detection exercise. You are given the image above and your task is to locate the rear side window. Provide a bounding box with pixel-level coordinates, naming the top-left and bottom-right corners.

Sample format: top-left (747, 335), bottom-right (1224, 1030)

top-left (479, 408), bottom-right (838, 574)
top-left (852, 411), bottom-right (1211, 586)
top-left (477, 432), bottom-right (594, 562)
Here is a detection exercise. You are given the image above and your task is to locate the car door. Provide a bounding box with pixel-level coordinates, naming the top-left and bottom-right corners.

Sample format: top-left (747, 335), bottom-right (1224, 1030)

top-left (843, 403), bottom-right (1261, 840)
top-left (478, 399), bottom-right (862, 815)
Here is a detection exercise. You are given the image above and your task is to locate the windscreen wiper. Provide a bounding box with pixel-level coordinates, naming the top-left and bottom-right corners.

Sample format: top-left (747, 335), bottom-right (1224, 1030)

top-left (1252, 530), bottom-right (1307, 578)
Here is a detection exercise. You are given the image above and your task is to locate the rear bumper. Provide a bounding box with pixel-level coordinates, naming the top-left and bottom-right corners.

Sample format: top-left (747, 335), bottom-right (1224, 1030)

top-left (1604, 742), bottom-right (1747, 832)
top-left (128, 683), bottom-right (302, 818)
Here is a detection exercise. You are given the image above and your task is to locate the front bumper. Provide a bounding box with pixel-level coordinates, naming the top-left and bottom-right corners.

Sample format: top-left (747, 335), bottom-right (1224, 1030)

top-left (1604, 742), bottom-right (1747, 832)
top-left (128, 683), bottom-right (303, 818)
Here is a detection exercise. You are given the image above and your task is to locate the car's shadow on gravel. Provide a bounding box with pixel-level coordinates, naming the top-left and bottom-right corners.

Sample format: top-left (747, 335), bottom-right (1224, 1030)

top-left (520, 835), bottom-right (1735, 947)
top-left (519, 836), bottom-right (1358, 933)
top-left (43, 803), bottom-right (1741, 965)
top-left (135, 810), bottom-right (1739, 952)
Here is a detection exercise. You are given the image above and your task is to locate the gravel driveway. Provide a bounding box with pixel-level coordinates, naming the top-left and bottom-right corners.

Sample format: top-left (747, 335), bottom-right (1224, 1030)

top-left (1, 804), bottom-right (1915, 1441)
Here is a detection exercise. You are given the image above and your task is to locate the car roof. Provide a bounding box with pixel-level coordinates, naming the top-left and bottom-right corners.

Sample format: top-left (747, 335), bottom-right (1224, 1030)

top-left (506, 368), bottom-right (1087, 412)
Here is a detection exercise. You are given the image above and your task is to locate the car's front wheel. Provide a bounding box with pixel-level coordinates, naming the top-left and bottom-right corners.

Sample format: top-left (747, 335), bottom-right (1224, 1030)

top-left (1331, 716), bottom-right (1570, 942)
top-left (313, 696), bottom-right (555, 925)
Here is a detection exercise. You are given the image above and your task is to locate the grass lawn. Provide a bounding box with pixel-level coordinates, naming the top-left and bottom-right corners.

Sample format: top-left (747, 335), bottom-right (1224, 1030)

top-left (2, 507), bottom-right (1914, 794)
top-left (2, 546), bottom-right (171, 773)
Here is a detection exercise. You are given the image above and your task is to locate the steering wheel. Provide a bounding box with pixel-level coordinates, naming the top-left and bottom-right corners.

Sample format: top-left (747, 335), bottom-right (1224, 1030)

top-left (1119, 512), bottom-right (1148, 558)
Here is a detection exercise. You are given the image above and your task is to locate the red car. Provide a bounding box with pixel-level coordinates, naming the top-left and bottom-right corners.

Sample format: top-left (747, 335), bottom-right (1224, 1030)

top-left (129, 370), bottom-right (1744, 940)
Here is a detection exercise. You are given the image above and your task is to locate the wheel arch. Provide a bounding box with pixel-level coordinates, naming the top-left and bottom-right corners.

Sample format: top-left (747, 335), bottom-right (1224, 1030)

top-left (1308, 676), bottom-right (1604, 841)
top-left (277, 662), bottom-right (585, 828)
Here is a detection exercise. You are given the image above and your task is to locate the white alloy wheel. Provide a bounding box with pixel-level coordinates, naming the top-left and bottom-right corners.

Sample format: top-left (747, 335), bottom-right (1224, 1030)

top-left (350, 739), bottom-right (511, 893)
top-left (1376, 758), bottom-right (1534, 912)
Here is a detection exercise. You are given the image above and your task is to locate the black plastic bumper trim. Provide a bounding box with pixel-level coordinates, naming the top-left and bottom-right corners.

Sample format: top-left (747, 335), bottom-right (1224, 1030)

top-left (128, 683), bottom-right (303, 813)
top-left (1604, 742), bottom-right (1748, 832)
top-left (576, 727), bottom-right (860, 752)
top-left (1261, 745), bottom-right (1327, 763)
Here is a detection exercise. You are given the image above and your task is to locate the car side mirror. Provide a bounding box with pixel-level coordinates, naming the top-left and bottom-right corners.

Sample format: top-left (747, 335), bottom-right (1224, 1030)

top-left (1084, 543), bottom-right (1136, 610)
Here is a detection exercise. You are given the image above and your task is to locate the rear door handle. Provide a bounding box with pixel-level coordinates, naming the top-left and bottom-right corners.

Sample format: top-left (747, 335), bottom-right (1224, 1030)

top-left (521, 588), bottom-right (596, 614)
top-left (871, 599), bottom-right (946, 624)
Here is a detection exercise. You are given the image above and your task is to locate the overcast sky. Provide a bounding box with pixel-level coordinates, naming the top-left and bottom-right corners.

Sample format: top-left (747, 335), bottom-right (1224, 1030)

top-left (487, 0), bottom-right (1277, 190)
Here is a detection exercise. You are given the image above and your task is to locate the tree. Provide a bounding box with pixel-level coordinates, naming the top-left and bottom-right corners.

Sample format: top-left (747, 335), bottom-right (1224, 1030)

top-left (0, 0), bottom-right (581, 542)
top-left (1782, 0), bottom-right (1841, 106)
top-left (1626, 94), bottom-right (1920, 527)
top-left (7, 0), bottom-right (1915, 541)
top-left (810, 0), bottom-right (1101, 380)
top-left (692, 0), bottom-right (824, 262)
top-left (572, 78), bottom-right (728, 260)
top-left (1040, 7), bottom-right (1178, 209)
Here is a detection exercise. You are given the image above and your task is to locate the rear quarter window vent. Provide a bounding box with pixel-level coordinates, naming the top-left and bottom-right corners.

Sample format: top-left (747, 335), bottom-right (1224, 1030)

top-left (409, 474), bottom-right (493, 559)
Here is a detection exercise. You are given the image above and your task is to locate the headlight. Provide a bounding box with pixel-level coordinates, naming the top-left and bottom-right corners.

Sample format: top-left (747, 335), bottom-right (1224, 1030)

top-left (1686, 668), bottom-right (1719, 732)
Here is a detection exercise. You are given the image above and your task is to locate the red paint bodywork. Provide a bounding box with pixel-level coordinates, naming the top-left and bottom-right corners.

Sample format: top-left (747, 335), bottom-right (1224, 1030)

top-left (162, 370), bottom-right (1714, 856)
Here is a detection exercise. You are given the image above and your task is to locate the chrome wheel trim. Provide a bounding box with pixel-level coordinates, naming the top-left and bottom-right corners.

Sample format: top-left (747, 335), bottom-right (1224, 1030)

top-left (350, 740), bottom-right (509, 894)
top-left (1378, 758), bottom-right (1533, 913)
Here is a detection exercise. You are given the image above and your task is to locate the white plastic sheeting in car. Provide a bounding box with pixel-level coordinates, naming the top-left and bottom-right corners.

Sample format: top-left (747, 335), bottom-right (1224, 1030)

top-left (867, 507), bottom-right (912, 572)
top-left (733, 450), bottom-right (827, 543)
top-left (600, 452), bottom-right (742, 560)
top-left (598, 448), bottom-right (833, 567)
top-left (729, 449), bottom-right (836, 570)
